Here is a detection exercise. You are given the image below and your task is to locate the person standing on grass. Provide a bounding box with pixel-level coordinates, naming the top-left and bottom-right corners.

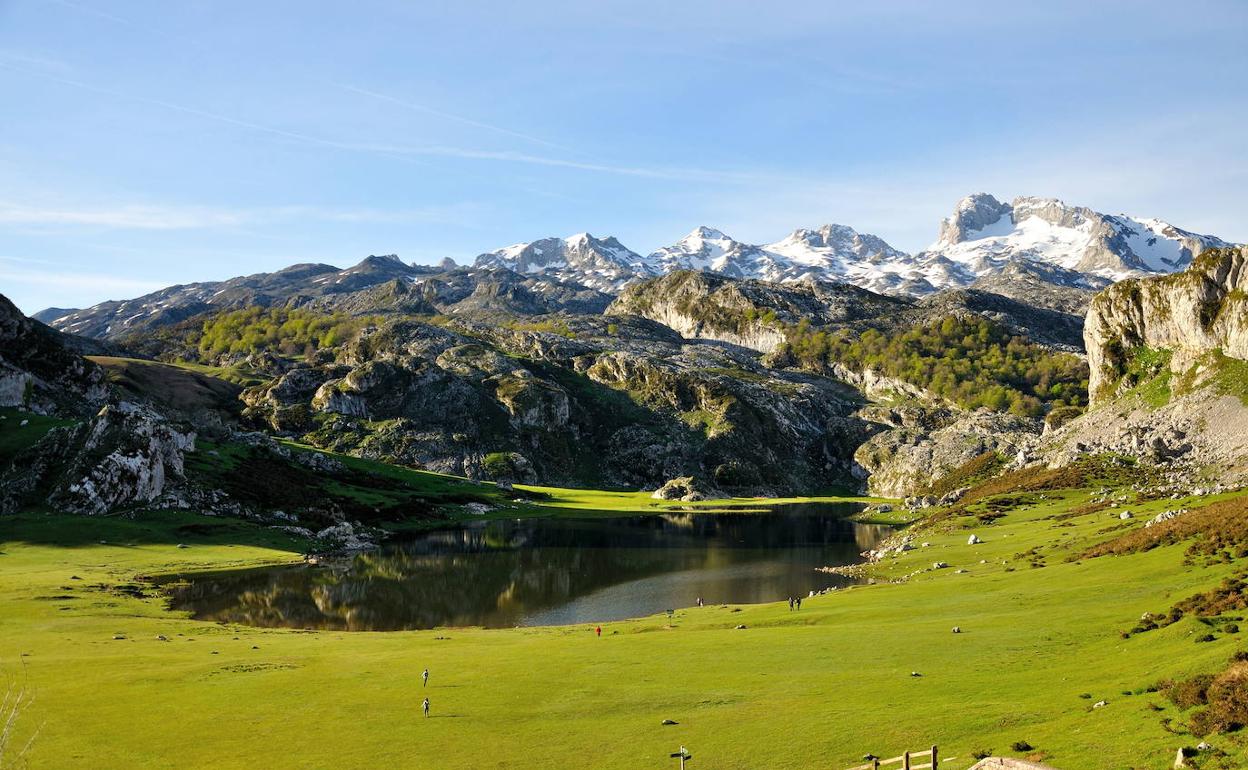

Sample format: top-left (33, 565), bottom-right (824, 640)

top-left (788, 597), bottom-right (795, 611)
top-left (423, 698), bottom-right (430, 718)
top-left (422, 668), bottom-right (429, 687)
top-left (595, 625), bottom-right (602, 637)
top-left (795, 596), bottom-right (802, 610)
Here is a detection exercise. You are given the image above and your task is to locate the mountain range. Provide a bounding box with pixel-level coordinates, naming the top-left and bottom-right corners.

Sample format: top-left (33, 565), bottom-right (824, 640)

top-left (470, 192), bottom-right (1232, 296)
top-left (37, 192), bottom-right (1236, 341)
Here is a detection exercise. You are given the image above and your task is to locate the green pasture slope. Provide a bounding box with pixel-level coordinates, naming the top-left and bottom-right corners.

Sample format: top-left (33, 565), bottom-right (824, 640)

top-left (3, 474), bottom-right (1248, 768)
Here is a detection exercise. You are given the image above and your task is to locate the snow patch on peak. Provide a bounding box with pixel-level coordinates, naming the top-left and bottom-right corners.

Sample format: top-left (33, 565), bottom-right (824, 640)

top-left (473, 232), bottom-right (652, 291)
top-left (937, 193), bottom-right (1013, 247)
top-left (925, 193), bottom-right (1233, 282)
top-left (684, 225), bottom-right (728, 241)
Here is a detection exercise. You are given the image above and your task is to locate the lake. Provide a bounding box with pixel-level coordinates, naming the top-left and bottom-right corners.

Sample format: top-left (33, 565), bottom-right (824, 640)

top-left (164, 503), bottom-right (892, 630)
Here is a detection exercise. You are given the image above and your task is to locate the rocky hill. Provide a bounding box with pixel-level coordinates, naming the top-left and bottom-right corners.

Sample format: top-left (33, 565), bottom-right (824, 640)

top-left (237, 311), bottom-right (873, 493)
top-left (1085, 246), bottom-right (1248, 400)
top-left (1039, 246), bottom-right (1248, 488)
top-left (44, 259), bottom-right (613, 343)
top-left (0, 294), bottom-right (108, 415)
top-left (20, 240), bottom-right (1248, 514)
top-left (606, 270), bottom-right (910, 352)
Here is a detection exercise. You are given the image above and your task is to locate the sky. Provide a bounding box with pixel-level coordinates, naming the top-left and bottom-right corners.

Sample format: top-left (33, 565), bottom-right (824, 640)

top-left (1, 0), bottom-right (1247, 314)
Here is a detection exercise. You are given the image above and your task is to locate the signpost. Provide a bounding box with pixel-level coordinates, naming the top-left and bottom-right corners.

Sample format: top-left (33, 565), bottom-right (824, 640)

top-left (670, 746), bottom-right (692, 769)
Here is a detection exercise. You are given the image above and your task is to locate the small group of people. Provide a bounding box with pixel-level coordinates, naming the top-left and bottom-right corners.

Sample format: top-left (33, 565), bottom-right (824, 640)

top-left (788, 596), bottom-right (802, 611)
top-left (421, 668), bottom-right (430, 717)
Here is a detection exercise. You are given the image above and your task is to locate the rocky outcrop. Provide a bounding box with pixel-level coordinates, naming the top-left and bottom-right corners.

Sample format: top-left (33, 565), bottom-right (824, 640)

top-left (1086, 246), bottom-right (1248, 401)
top-left (230, 311), bottom-right (874, 493)
top-left (936, 192), bottom-right (1014, 247)
top-left (607, 270), bottom-right (908, 353)
top-left (1033, 246), bottom-right (1248, 488)
top-left (2, 402), bottom-right (195, 515)
top-left (0, 293), bottom-right (107, 415)
top-left (1040, 377), bottom-right (1248, 490)
top-left (651, 476), bottom-right (720, 502)
top-left (854, 405), bottom-right (1041, 497)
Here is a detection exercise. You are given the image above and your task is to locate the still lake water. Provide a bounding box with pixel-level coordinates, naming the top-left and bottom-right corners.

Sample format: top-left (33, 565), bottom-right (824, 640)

top-left (165, 504), bottom-right (892, 631)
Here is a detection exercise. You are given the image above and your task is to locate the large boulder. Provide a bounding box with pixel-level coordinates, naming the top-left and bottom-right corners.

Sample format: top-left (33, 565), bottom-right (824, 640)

top-left (651, 476), bottom-right (719, 502)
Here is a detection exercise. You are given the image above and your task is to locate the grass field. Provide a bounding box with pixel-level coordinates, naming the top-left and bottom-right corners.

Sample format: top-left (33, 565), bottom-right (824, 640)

top-left (2, 485), bottom-right (1246, 769)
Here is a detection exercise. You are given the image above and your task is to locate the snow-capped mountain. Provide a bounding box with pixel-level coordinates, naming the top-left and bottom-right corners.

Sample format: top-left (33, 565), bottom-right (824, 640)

top-left (469, 194), bottom-right (1234, 297)
top-left (597, 223), bottom-right (924, 295)
top-left (642, 223), bottom-right (966, 296)
top-left (926, 193), bottom-right (1231, 281)
top-left (756, 224), bottom-right (950, 295)
top-left (645, 226), bottom-right (764, 275)
top-left (473, 233), bottom-right (654, 292)
top-left (40, 193), bottom-right (1239, 342)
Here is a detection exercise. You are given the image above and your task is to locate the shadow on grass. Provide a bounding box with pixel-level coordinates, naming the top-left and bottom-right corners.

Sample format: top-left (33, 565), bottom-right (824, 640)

top-left (0, 509), bottom-right (305, 551)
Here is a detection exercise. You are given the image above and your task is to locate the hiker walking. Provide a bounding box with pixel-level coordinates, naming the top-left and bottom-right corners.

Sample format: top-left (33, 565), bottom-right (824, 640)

top-left (795, 596), bottom-right (802, 610)
top-left (422, 668), bottom-right (429, 687)
top-left (788, 597), bottom-right (795, 611)
top-left (422, 698), bottom-right (430, 718)
top-left (595, 625), bottom-right (602, 637)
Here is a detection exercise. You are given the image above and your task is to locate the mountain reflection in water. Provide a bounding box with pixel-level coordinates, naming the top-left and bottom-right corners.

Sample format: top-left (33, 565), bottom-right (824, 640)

top-left (165, 504), bottom-right (891, 631)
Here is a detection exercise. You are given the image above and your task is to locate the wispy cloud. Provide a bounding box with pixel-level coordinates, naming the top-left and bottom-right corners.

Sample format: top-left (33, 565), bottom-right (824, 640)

top-left (0, 200), bottom-right (484, 231)
top-left (340, 84), bottom-right (572, 152)
top-left (351, 142), bottom-right (775, 183)
top-left (0, 48), bottom-right (74, 74)
top-left (0, 60), bottom-right (775, 185)
top-left (43, 0), bottom-right (143, 30)
top-left (0, 203), bottom-right (247, 229)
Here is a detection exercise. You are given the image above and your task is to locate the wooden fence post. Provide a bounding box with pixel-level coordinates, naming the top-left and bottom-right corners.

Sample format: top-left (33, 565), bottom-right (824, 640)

top-left (903, 751), bottom-right (910, 770)
top-left (931, 745), bottom-right (938, 767)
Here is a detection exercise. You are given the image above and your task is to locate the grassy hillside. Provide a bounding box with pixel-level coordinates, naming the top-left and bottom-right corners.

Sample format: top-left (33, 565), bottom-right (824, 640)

top-left (3, 479), bottom-right (1247, 768)
top-left (87, 356), bottom-right (245, 418)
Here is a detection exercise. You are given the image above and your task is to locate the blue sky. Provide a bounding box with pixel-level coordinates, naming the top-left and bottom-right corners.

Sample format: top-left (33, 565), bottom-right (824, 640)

top-left (2, 0), bottom-right (1247, 314)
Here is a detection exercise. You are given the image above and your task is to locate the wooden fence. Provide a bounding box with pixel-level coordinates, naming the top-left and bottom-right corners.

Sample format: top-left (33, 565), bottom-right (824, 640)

top-left (845, 745), bottom-right (939, 770)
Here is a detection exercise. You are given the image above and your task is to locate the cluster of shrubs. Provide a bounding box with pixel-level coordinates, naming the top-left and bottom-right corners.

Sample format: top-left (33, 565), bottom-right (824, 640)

top-left (194, 307), bottom-right (383, 358)
top-left (1082, 499), bottom-right (1248, 563)
top-left (776, 315), bottom-right (1088, 417)
top-left (1163, 654), bottom-right (1248, 736)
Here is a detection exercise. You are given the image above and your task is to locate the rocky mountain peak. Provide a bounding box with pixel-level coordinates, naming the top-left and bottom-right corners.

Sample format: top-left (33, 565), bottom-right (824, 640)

top-left (936, 193), bottom-right (1013, 247)
top-left (926, 192), bottom-right (1235, 283)
top-left (352, 254), bottom-right (412, 272)
top-left (776, 224), bottom-right (907, 260)
top-left (685, 225), bottom-right (729, 241)
top-left (473, 232), bottom-right (651, 292)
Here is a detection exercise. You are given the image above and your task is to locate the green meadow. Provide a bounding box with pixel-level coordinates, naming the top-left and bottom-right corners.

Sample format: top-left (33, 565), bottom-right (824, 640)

top-left (2, 481), bottom-right (1246, 769)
